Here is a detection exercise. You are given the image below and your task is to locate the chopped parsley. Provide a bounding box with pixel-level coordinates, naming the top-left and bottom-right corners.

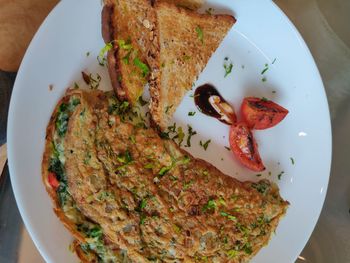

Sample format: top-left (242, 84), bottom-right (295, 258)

top-left (199, 139), bottom-right (211, 150)
top-left (261, 63), bottom-right (269, 75)
top-left (261, 97), bottom-right (269, 102)
top-left (262, 76), bottom-right (267, 82)
top-left (188, 111), bottom-right (196, 116)
top-left (224, 59), bottom-right (233, 77)
top-left (144, 163), bottom-right (154, 169)
top-left (139, 199), bottom-right (147, 210)
top-left (181, 155), bottom-right (191, 165)
top-left (251, 181), bottom-right (270, 195)
top-left (168, 122), bottom-right (177, 133)
top-left (195, 26), bottom-right (204, 44)
top-left (108, 100), bottom-right (130, 117)
top-left (73, 82), bottom-right (79, 89)
top-left (272, 58), bottom-right (277, 64)
top-left (86, 51), bottom-right (90, 57)
top-left (117, 150), bottom-right (133, 165)
top-left (133, 57), bottom-right (150, 77)
top-left (129, 134), bottom-right (136, 144)
top-left (158, 165), bottom-right (172, 176)
top-left (227, 249), bottom-right (238, 259)
top-left (165, 104), bottom-right (173, 114)
top-left (277, 171), bottom-right (285, 180)
top-left (117, 38), bottom-right (132, 50)
top-left (290, 157), bottom-right (295, 165)
top-left (97, 42), bottom-right (113, 66)
top-left (173, 126), bottom-right (185, 146)
top-left (202, 199), bottom-right (216, 212)
top-left (183, 180), bottom-right (194, 190)
top-left (220, 211), bottom-right (237, 221)
top-left (186, 125), bottom-right (197, 147)
top-left (256, 174), bottom-right (262, 177)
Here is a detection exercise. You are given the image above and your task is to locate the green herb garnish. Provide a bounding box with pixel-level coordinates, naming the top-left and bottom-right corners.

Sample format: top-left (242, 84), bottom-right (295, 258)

top-left (133, 57), bottom-right (150, 77)
top-left (220, 211), bottom-right (237, 221)
top-left (117, 150), bottom-right (133, 164)
top-left (224, 59), bottom-right (233, 77)
top-left (183, 180), bottom-right (194, 190)
top-left (251, 181), bottom-right (270, 194)
top-left (261, 63), bottom-right (269, 75)
top-left (186, 125), bottom-right (197, 147)
top-left (227, 249), bottom-right (238, 259)
top-left (277, 171), bottom-right (285, 180)
top-left (158, 165), bottom-right (172, 176)
top-left (165, 104), bottom-right (173, 114)
top-left (195, 26), bottom-right (204, 44)
top-left (202, 199), bottom-right (216, 212)
top-left (144, 163), bottom-right (154, 169)
top-left (188, 111), bottom-right (196, 116)
top-left (97, 42), bottom-right (113, 66)
top-left (290, 157), bottom-right (295, 165)
top-left (173, 126), bottom-right (185, 146)
top-left (199, 139), bottom-right (211, 150)
top-left (117, 38), bottom-right (132, 50)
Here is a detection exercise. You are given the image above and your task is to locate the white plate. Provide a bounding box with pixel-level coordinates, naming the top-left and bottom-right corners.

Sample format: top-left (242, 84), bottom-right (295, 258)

top-left (7, 0), bottom-right (332, 262)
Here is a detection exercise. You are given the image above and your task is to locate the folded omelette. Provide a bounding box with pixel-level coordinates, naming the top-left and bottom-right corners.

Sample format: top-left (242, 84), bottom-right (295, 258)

top-left (42, 89), bottom-right (288, 262)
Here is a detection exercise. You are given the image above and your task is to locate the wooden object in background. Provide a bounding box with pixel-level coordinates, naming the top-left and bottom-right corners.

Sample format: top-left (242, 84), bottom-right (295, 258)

top-left (0, 144), bottom-right (6, 177)
top-left (0, 0), bottom-right (58, 72)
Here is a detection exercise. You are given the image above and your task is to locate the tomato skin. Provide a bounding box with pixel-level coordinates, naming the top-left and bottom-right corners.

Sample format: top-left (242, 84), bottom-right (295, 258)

top-left (229, 122), bottom-right (265, 172)
top-left (241, 97), bottom-right (289, 130)
top-left (48, 172), bottom-right (60, 190)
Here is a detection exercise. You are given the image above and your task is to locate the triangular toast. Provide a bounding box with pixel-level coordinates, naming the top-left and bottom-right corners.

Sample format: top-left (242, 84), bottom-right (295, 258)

top-left (149, 2), bottom-right (235, 129)
top-left (102, 0), bottom-right (158, 105)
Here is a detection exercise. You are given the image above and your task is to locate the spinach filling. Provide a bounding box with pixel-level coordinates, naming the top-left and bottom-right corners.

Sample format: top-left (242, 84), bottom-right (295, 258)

top-left (48, 97), bottom-right (118, 262)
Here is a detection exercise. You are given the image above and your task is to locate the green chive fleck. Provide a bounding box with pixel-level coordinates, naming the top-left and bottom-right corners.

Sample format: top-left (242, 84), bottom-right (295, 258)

top-left (195, 26), bottom-right (204, 44)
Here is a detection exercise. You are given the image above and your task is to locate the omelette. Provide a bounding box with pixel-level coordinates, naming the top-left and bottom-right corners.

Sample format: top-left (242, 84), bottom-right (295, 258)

top-left (42, 89), bottom-right (288, 262)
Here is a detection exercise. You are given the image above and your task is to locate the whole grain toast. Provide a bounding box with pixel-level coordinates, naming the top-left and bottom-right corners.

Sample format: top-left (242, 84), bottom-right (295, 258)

top-left (102, 0), bottom-right (158, 105)
top-left (149, 2), bottom-right (235, 130)
top-left (155, 0), bottom-right (204, 10)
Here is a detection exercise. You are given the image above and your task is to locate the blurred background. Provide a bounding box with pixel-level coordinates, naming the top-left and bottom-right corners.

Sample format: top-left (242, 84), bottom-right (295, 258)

top-left (0, 0), bottom-right (349, 262)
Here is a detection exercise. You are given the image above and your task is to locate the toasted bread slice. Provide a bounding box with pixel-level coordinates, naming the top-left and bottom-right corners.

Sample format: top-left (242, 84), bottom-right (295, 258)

top-left (102, 0), bottom-right (158, 105)
top-left (156, 0), bottom-right (204, 10)
top-left (149, 2), bottom-right (235, 129)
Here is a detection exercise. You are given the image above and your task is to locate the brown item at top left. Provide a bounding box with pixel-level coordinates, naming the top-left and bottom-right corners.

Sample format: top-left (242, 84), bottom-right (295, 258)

top-left (0, 0), bottom-right (58, 72)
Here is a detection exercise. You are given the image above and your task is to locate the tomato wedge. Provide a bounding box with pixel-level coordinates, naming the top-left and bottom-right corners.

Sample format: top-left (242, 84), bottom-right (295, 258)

top-left (48, 172), bottom-right (60, 190)
top-left (229, 122), bottom-right (265, 171)
top-left (241, 97), bottom-right (289, 130)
